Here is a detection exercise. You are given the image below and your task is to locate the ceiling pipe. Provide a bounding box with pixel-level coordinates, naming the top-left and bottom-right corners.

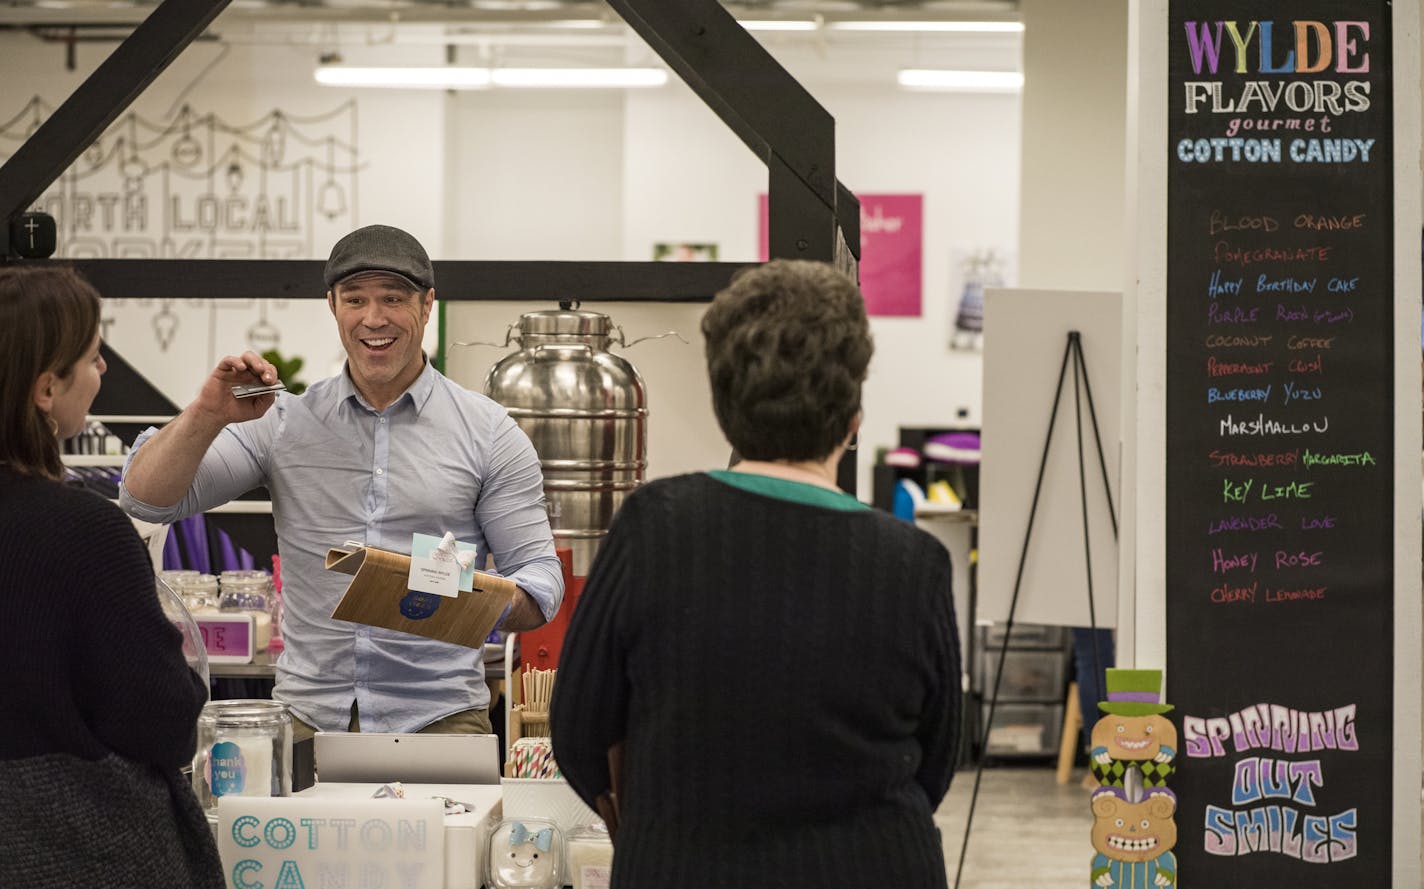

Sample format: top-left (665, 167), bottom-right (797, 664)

top-left (0, 0), bottom-right (1020, 28)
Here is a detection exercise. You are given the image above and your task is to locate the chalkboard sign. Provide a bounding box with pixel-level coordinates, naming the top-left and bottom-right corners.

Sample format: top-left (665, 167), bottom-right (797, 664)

top-left (1165, 3), bottom-right (1394, 885)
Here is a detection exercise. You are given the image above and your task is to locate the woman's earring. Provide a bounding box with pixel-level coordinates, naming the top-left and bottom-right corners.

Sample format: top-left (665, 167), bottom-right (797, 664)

top-left (44, 413), bottom-right (59, 437)
top-left (846, 432), bottom-right (858, 452)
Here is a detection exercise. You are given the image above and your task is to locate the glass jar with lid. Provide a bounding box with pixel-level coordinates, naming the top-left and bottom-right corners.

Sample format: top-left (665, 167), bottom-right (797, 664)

top-left (218, 570), bottom-right (271, 610)
top-left (171, 573), bottom-right (220, 614)
top-left (192, 699), bottom-right (292, 824)
top-left (158, 569), bottom-right (200, 589)
top-left (219, 570), bottom-right (274, 652)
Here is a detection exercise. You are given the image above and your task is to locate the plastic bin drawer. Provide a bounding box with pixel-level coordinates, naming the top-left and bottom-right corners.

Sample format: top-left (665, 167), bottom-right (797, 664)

top-left (982, 622), bottom-right (1067, 649)
top-left (981, 703), bottom-right (1064, 756)
top-left (979, 649), bottom-right (1068, 701)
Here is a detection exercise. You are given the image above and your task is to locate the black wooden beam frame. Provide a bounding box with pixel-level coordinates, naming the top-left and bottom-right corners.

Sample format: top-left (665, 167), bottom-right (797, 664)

top-left (48, 258), bottom-right (756, 301)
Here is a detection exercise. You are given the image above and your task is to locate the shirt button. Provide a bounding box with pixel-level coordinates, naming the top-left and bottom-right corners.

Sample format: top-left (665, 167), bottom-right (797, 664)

top-left (380, 418), bottom-right (387, 424)
top-left (356, 680), bottom-right (366, 688)
top-left (375, 468), bottom-right (384, 476)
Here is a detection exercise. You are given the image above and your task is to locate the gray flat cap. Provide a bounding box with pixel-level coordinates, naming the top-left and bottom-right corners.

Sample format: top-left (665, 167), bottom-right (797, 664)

top-left (324, 224), bottom-right (434, 290)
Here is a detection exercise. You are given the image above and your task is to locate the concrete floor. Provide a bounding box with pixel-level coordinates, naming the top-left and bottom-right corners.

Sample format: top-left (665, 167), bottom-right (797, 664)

top-left (937, 764), bottom-right (1424, 888)
top-left (935, 764), bottom-right (1095, 889)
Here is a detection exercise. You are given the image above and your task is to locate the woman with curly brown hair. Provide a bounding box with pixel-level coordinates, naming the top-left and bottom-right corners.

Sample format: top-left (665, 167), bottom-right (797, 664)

top-left (553, 259), bottom-right (962, 888)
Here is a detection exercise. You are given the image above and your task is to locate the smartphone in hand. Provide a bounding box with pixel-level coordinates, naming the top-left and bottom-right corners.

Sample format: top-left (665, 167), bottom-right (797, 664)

top-left (231, 381), bottom-right (287, 399)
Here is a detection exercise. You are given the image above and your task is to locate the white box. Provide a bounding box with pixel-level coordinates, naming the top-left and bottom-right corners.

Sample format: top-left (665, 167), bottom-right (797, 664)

top-left (295, 782), bottom-right (503, 889)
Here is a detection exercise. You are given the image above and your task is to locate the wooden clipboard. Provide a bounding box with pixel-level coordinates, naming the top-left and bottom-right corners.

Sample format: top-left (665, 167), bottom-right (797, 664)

top-left (324, 544), bottom-right (516, 649)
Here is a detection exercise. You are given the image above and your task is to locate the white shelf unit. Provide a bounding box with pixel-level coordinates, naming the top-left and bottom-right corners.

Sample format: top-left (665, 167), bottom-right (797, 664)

top-left (62, 454), bottom-right (128, 467)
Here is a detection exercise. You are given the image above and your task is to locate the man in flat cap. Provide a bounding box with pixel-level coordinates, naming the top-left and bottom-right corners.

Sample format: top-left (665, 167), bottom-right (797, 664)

top-left (121, 224), bottom-right (563, 740)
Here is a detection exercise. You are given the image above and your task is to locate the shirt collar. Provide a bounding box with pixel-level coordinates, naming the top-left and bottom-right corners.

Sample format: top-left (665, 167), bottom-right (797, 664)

top-left (336, 355), bottom-right (439, 415)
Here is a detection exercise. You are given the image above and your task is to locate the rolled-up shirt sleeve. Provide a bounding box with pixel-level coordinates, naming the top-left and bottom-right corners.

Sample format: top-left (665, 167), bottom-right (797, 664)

top-left (118, 409), bottom-right (276, 523)
top-left (477, 411), bottom-right (564, 621)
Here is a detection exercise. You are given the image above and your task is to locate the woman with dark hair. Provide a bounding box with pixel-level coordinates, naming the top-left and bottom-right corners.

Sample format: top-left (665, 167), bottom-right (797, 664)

top-left (552, 259), bottom-right (962, 888)
top-left (0, 266), bottom-right (223, 889)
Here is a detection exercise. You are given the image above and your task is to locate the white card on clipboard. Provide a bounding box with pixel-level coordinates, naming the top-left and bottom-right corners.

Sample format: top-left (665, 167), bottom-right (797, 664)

top-left (406, 532), bottom-right (477, 598)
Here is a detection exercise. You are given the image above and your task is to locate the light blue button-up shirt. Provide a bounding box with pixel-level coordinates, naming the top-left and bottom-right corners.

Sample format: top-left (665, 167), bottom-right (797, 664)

top-left (120, 361), bottom-right (563, 732)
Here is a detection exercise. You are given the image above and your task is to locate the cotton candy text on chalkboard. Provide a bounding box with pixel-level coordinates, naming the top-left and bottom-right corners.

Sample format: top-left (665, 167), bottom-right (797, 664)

top-left (1177, 20), bottom-right (1378, 163)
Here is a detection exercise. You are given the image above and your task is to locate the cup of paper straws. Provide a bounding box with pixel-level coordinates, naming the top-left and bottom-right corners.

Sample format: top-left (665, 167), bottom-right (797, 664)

top-left (516, 665), bottom-right (555, 738)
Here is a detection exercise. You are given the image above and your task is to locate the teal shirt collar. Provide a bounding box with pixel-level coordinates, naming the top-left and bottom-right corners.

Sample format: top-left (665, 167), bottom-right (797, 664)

top-left (708, 469), bottom-right (868, 511)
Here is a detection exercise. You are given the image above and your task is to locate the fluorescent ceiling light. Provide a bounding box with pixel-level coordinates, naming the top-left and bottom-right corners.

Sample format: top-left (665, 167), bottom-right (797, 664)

top-left (738, 19), bottom-right (819, 32)
top-left (492, 67), bottom-right (668, 87)
top-left (469, 0), bottom-right (563, 9)
top-left (541, 19), bottom-right (610, 29)
top-left (315, 67), bottom-right (492, 89)
top-left (313, 66), bottom-right (667, 89)
top-left (395, 33), bottom-right (630, 47)
top-left (835, 21), bottom-right (1024, 33)
top-left (897, 69), bottom-right (1024, 91)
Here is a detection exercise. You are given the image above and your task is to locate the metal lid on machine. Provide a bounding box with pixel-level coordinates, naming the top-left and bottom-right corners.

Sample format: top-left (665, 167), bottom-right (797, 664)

top-left (517, 299), bottom-right (613, 338)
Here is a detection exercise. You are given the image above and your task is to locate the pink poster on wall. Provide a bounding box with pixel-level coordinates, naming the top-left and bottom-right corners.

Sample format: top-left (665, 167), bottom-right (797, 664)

top-left (758, 193), bottom-right (923, 317)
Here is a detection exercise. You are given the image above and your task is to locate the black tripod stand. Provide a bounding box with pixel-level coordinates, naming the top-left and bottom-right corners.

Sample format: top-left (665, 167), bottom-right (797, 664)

top-left (952, 330), bottom-right (1119, 889)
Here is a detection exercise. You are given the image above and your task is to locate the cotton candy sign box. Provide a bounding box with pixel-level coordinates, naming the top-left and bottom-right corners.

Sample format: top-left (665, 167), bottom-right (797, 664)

top-left (217, 796), bottom-right (445, 889)
top-left (324, 542), bottom-right (515, 649)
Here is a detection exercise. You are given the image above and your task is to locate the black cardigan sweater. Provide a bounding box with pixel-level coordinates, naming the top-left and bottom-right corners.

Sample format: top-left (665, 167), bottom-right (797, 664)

top-left (0, 470), bottom-right (223, 889)
top-left (551, 473), bottom-right (962, 889)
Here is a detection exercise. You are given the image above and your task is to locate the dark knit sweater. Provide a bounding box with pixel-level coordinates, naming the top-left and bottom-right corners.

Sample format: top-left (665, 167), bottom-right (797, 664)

top-left (551, 473), bottom-right (962, 888)
top-left (0, 470), bottom-right (224, 889)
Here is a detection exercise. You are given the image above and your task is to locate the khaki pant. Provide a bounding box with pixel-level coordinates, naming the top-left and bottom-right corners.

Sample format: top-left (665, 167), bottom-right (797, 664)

top-left (291, 702), bottom-right (493, 743)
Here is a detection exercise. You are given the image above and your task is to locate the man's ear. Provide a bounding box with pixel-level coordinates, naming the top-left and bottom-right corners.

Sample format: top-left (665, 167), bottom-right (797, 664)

top-left (422, 288), bottom-right (435, 320)
top-left (32, 370), bottom-right (56, 413)
top-left (327, 290), bottom-right (336, 316)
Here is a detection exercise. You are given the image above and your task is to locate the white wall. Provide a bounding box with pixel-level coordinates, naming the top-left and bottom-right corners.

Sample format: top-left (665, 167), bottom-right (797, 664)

top-left (0, 20), bottom-right (449, 402)
top-left (833, 85), bottom-right (1019, 495)
top-left (1018, 0), bottom-right (1128, 292)
top-left (1, 20), bottom-right (1022, 498)
top-left (442, 87), bottom-right (625, 262)
top-left (1011, 0), bottom-right (1131, 643)
top-left (444, 35), bottom-right (1023, 493)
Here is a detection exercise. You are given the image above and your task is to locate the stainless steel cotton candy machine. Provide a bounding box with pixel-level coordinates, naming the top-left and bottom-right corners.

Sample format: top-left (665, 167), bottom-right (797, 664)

top-left (479, 300), bottom-right (682, 574)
